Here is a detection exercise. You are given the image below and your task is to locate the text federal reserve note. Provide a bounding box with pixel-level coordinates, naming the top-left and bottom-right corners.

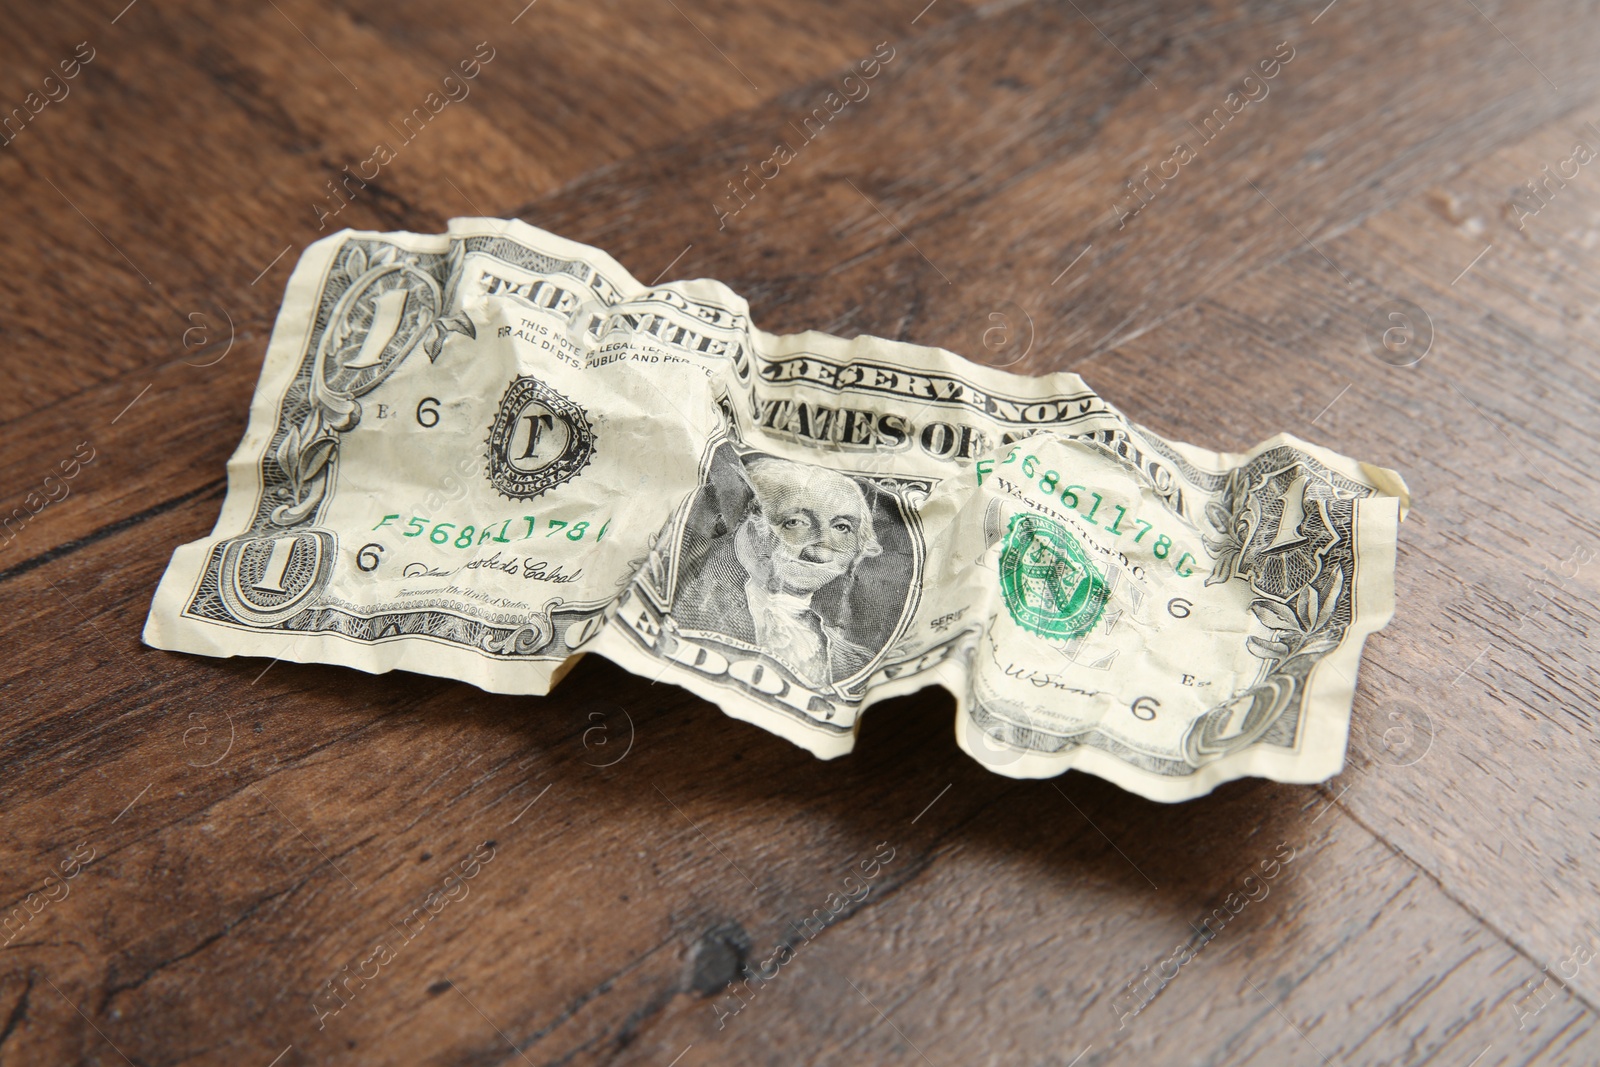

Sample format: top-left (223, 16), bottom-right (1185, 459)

top-left (145, 218), bottom-right (1409, 801)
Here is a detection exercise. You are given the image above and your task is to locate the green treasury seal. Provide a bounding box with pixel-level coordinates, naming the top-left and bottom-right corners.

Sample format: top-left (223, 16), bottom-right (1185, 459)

top-left (998, 512), bottom-right (1108, 640)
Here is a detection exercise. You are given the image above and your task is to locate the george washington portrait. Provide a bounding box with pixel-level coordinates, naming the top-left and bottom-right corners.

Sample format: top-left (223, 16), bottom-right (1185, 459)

top-left (670, 445), bottom-right (915, 691)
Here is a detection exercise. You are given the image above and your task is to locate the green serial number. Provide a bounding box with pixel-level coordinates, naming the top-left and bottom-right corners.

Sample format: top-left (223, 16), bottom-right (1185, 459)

top-left (975, 449), bottom-right (1198, 578)
top-left (372, 513), bottom-right (610, 547)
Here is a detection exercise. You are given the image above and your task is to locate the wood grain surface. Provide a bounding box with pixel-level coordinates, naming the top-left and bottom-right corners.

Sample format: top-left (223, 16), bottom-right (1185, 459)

top-left (2, 1), bottom-right (1598, 1065)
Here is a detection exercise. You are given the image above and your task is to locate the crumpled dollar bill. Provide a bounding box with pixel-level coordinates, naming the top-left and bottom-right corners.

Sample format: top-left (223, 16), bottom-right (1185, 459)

top-left (144, 217), bottom-right (1409, 801)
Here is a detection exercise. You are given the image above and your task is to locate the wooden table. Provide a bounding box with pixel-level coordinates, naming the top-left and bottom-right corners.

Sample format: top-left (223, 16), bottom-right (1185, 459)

top-left (4, 1), bottom-right (1598, 1064)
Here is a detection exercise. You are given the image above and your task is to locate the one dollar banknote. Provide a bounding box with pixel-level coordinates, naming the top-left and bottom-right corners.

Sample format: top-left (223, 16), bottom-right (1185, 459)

top-left (145, 218), bottom-right (1410, 801)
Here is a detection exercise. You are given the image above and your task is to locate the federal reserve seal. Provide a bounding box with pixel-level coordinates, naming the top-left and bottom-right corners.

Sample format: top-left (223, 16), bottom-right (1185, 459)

top-left (998, 512), bottom-right (1108, 640)
top-left (485, 376), bottom-right (596, 499)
